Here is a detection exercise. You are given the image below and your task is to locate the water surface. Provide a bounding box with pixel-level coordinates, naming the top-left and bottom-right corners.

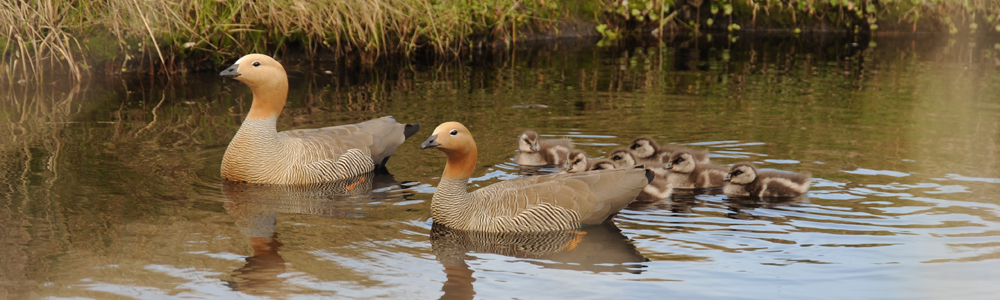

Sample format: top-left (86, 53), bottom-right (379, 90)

top-left (2, 34), bottom-right (1000, 299)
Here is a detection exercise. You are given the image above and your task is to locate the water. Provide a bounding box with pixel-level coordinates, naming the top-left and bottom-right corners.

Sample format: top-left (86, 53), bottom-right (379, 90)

top-left (2, 34), bottom-right (1000, 299)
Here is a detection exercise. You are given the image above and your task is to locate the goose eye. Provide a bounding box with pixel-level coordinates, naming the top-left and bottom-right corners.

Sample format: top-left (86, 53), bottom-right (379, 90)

top-left (252, 61), bottom-right (261, 67)
top-left (449, 129), bottom-right (458, 136)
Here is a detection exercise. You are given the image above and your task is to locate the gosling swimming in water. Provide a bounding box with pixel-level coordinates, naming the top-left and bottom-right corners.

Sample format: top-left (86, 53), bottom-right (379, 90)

top-left (723, 163), bottom-right (811, 198)
top-left (515, 130), bottom-right (573, 166)
top-left (664, 151), bottom-right (728, 189)
top-left (629, 136), bottom-right (710, 165)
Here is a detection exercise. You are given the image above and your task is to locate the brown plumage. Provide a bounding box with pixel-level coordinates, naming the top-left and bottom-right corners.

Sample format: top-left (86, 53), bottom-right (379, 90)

top-left (219, 54), bottom-right (419, 184)
top-left (664, 151), bottom-right (728, 189)
top-left (629, 136), bottom-right (710, 165)
top-left (421, 122), bottom-right (652, 232)
top-left (724, 163), bottom-right (811, 198)
top-left (515, 130), bottom-right (573, 166)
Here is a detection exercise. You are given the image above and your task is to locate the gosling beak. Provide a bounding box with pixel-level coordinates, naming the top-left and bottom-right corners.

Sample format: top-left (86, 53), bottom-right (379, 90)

top-left (665, 162), bottom-right (673, 170)
top-left (724, 174), bottom-right (731, 182)
top-left (530, 144), bottom-right (539, 152)
top-left (420, 134), bottom-right (440, 149)
top-left (220, 64), bottom-right (241, 78)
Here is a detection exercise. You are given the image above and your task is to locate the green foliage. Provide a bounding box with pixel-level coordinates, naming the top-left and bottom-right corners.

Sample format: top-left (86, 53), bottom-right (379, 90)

top-left (596, 0), bottom-right (1000, 37)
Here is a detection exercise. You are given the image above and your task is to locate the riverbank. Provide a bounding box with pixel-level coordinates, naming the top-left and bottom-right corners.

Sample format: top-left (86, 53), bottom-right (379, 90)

top-left (2, 0), bottom-right (999, 84)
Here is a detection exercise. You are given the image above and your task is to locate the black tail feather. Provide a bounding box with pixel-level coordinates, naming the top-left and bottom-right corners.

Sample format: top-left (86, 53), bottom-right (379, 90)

top-left (637, 165), bottom-right (654, 183)
top-left (403, 123), bottom-right (420, 139)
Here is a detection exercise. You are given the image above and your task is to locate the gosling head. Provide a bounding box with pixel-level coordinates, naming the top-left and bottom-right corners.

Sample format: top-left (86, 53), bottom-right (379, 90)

top-left (724, 163), bottom-right (758, 184)
top-left (589, 159), bottom-right (616, 171)
top-left (664, 152), bottom-right (696, 174)
top-left (609, 148), bottom-right (637, 169)
top-left (629, 137), bottom-right (659, 159)
top-left (518, 131), bottom-right (540, 153)
top-left (564, 150), bottom-right (589, 173)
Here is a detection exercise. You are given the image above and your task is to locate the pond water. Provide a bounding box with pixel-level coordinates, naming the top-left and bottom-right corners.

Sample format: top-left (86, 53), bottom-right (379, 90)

top-left (2, 34), bottom-right (1000, 299)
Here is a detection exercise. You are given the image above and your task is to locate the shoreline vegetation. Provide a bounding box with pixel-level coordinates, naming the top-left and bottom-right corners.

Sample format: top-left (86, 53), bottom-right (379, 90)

top-left (2, 0), bottom-right (999, 84)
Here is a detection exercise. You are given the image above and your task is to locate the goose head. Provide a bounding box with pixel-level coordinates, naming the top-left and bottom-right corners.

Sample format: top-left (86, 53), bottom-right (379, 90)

top-left (518, 131), bottom-right (540, 153)
top-left (665, 152), bottom-right (696, 173)
top-left (421, 122), bottom-right (478, 179)
top-left (220, 54), bottom-right (288, 120)
top-left (724, 163), bottom-right (758, 184)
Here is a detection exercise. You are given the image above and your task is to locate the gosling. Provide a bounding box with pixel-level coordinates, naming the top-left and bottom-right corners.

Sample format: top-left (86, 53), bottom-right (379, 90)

top-left (588, 159), bottom-right (616, 171)
top-left (723, 163), bottom-right (811, 198)
top-left (608, 148), bottom-right (639, 169)
top-left (515, 130), bottom-right (573, 166)
top-left (664, 151), bottom-right (728, 189)
top-left (629, 136), bottom-right (710, 165)
top-left (562, 150), bottom-right (589, 173)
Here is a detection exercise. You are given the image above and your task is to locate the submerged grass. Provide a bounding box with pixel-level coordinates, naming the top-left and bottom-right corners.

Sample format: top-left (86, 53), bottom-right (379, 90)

top-left (2, 0), bottom-right (1000, 84)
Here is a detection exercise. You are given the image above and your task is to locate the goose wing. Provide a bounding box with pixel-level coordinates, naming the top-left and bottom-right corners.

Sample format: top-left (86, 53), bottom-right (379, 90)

top-left (475, 167), bottom-right (651, 226)
top-left (280, 116), bottom-right (415, 165)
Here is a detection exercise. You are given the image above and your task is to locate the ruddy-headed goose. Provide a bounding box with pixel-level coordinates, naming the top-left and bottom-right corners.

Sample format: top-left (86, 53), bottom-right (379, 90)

top-left (219, 54), bottom-right (418, 184)
top-left (421, 122), bottom-right (652, 232)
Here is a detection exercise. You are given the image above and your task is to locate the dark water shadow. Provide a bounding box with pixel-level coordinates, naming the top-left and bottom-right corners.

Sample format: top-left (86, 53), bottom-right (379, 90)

top-left (430, 223), bottom-right (647, 300)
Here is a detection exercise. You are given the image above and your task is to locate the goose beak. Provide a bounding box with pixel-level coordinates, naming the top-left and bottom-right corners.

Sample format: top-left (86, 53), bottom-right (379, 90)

top-left (420, 134), bottom-right (440, 149)
top-left (220, 64), bottom-right (241, 78)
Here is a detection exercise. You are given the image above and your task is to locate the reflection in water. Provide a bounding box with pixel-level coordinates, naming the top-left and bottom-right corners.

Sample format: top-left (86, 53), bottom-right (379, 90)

top-left (221, 173), bottom-right (406, 295)
top-left (724, 194), bottom-right (809, 221)
top-left (430, 223), bottom-right (646, 300)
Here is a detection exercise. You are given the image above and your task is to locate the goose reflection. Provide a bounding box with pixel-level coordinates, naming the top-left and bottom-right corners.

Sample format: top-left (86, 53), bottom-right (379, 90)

top-left (430, 223), bottom-right (646, 300)
top-left (221, 173), bottom-right (406, 295)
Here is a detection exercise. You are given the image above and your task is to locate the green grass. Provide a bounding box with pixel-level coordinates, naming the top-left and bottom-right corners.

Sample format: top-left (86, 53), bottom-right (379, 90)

top-left (1, 0), bottom-right (999, 84)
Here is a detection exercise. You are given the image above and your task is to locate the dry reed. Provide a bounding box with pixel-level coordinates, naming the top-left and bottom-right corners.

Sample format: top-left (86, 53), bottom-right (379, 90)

top-left (1, 0), bottom-right (999, 84)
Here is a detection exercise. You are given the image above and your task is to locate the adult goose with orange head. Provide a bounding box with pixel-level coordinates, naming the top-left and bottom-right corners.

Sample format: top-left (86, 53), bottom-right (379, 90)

top-left (219, 54), bottom-right (419, 184)
top-left (421, 122), bottom-right (652, 232)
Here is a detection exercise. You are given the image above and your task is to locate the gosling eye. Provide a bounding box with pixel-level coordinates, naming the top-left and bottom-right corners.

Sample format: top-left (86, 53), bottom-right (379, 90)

top-left (733, 170), bottom-right (742, 176)
top-left (450, 129), bottom-right (458, 136)
top-left (612, 156), bottom-right (621, 161)
top-left (252, 61), bottom-right (261, 67)
top-left (674, 158), bottom-right (684, 164)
